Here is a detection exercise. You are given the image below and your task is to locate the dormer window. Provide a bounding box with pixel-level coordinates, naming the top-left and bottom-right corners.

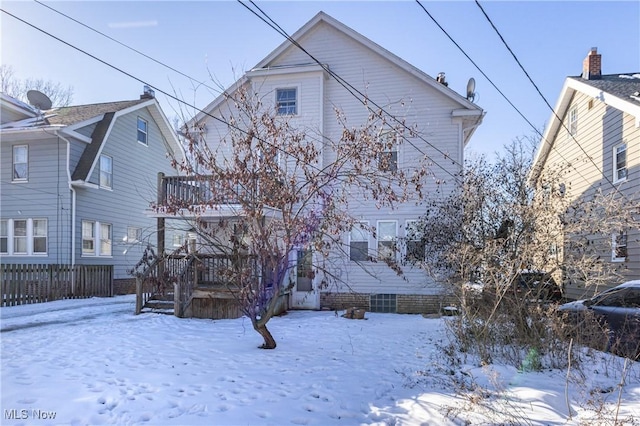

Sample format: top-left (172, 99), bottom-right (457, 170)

top-left (100, 155), bottom-right (113, 189)
top-left (276, 88), bottom-right (297, 115)
top-left (137, 117), bottom-right (148, 145)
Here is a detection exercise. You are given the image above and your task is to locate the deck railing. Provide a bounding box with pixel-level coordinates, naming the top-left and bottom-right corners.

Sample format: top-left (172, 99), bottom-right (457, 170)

top-left (1, 264), bottom-right (113, 307)
top-left (159, 175), bottom-right (255, 207)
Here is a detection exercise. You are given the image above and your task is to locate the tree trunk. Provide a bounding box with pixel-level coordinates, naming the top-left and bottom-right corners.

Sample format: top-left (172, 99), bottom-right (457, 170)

top-left (254, 323), bottom-right (277, 349)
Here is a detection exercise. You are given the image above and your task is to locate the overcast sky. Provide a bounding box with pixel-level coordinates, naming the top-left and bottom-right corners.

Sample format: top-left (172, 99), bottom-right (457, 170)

top-left (2, 1), bottom-right (638, 158)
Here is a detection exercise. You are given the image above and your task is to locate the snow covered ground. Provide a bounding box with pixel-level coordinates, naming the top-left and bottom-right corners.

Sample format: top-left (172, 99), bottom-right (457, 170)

top-left (1, 295), bottom-right (639, 425)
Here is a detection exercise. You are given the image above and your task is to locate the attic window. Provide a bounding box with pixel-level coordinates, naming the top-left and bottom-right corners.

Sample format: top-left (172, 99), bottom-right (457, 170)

top-left (137, 117), bottom-right (148, 145)
top-left (276, 88), bottom-right (297, 115)
top-left (568, 106), bottom-right (577, 138)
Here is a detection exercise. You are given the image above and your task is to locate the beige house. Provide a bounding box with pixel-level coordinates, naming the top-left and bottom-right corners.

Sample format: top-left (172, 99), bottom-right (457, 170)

top-left (530, 48), bottom-right (640, 299)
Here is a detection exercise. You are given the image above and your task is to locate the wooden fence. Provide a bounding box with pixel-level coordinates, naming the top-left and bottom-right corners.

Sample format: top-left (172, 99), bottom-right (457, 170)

top-left (1, 264), bottom-right (113, 307)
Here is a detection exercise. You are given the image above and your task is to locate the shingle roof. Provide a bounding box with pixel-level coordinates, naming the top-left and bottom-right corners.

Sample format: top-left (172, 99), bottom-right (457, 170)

top-left (45, 99), bottom-right (148, 126)
top-left (569, 73), bottom-right (640, 107)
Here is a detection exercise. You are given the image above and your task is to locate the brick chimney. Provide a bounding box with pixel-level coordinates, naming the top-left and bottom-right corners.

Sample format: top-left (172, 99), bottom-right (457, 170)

top-left (582, 47), bottom-right (601, 80)
top-left (140, 85), bottom-right (155, 99)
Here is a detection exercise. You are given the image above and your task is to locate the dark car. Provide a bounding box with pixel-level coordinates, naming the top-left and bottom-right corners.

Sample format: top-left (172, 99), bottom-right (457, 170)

top-left (557, 280), bottom-right (640, 359)
top-left (514, 271), bottom-right (563, 302)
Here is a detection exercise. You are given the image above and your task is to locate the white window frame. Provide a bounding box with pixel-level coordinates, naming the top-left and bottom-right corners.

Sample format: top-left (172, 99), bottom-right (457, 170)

top-left (126, 226), bottom-right (142, 243)
top-left (100, 223), bottom-right (112, 256)
top-left (568, 106), bottom-right (578, 137)
top-left (378, 131), bottom-right (398, 172)
top-left (137, 117), bottom-right (148, 145)
top-left (405, 220), bottom-right (425, 263)
top-left (32, 218), bottom-right (47, 254)
top-left (276, 87), bottom-right (298, 116)
top-left (0, 219), bottom-right (7, 254)
top-left (13, 219), bottom-right (27, 254)
top-left (100, 154), bottom-right (113, 189)
top-left (82, 220), bottom-right (96, 255)
top-left (377, 220), bottom-right (397, 261)
top-left (349, 221), bottom-right (369, 262)
top-left (612, 231), bottom-right (627, 262)
top-left (82, 220), bottom-right (112, 257)
top-left (0, 218), bottom-right (47, 256)
top-left (12, 145), bottom-right (28, 181)
top-left (172, 233), bottom-right (185, 247)
top-left (613, 143), bottom-right (627, 183)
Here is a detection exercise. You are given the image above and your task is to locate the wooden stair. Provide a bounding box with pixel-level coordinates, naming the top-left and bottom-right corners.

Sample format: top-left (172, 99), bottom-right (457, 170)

top-left (141, 292), bottom-right (175, 315)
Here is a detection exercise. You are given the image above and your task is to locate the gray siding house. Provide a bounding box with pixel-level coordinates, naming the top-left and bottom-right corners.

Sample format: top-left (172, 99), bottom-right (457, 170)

top-left (160, 12), bottom-right (484, 314)
top-left (1, 89), bottom-right (184, 289)
top-left (530, 48), bottom-right (640, 299)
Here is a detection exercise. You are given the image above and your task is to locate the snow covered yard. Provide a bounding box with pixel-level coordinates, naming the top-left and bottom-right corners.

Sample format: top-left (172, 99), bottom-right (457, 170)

top-left (1, 295), bottom-right (639, 425)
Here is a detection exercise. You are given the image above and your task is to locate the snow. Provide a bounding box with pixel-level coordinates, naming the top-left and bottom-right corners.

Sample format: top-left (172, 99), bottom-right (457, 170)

top-left (1, 295), bottom-right (639, 425)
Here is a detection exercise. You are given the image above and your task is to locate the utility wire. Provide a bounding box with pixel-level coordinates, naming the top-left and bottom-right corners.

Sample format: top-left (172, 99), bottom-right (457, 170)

top-left (240, 0), bottom-right (465, 182)
top-left (473, 0), bottom-right (625, 197)
top-left (33, 0), bottom-right (223, 96)
top-left (0, 8), bottom-right (419, 198)
top-left (414, 0), bottom-right (595, 191)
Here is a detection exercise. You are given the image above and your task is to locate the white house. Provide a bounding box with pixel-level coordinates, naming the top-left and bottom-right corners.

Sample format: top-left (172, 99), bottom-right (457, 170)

top-left (149, 12), bottom-right (484, 316)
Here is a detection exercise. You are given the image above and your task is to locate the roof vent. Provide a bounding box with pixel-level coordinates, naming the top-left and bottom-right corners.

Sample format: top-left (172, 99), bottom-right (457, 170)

top-left (436, 72), bottom-right (448, 87)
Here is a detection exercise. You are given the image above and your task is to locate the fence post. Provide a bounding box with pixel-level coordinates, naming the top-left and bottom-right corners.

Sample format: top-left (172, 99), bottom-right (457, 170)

top-left (135, 277), bottom-right (143, 315)
top-left (174, 281), bottom-right (181, 318)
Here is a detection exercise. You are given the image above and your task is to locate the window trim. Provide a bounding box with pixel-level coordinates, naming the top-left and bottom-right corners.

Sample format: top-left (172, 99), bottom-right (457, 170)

top-left (613, 143), bottom-right (627, 183)
top-left (82, 220), bottom-right (113, 257)
top-left (100, 223), bottom-right (112, 256)
top-left (378, 131), bottom-right (399, 172)
top-left (0, 219), bottom-right (7, 254)
top-left (405, 220), bottom-right (425, 263)
top-left (349, 221), bottom-right (369, 262)
top-left (137, 117), bottom-right (148, 146)
top-left (99, 154), bottom-right (113, 189)
top-left (568, 106), bottom-right (578, 137)
top-left (377, 220), bottom-right (397, 262)
top-left (0, 218), bottom-right (47, 256)
top-left (612, 231), bottom-right (627, 262)
top-left (126, 226), bottom-right (142, 244)
top-left (275, 87), bottom-right (298, 116)
top-left (12, 145), bottom-right (28, 182)
top-left (13, 219), bottom-right (27, 254)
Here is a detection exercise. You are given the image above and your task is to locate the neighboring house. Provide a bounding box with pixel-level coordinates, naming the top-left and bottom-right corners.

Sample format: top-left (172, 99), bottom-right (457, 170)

top-left (1, 88), bottom-right (184, 291)
top-left (153, 11), bottom-right (484, 316)
top-left (530, 48), bottom-right (640, 300)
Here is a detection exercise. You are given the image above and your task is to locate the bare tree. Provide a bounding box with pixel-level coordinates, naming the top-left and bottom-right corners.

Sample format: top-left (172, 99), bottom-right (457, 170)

top-left (0, 64), bottom-right (73, 107)
top-left (417, 135), bottom-right (635, 366)
top-left (160, 88), bottom-right (428, 349)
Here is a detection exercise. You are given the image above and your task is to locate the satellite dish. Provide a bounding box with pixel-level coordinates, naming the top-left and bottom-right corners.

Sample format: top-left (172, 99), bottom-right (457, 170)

top-left (466, 78), bottom-right (476, 102)
top-left (27, 90), bottom-right (53, 110)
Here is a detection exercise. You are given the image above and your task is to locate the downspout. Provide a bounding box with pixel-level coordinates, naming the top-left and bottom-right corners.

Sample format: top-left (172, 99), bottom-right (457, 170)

top-left (57, 132), bottom-right (76, 269)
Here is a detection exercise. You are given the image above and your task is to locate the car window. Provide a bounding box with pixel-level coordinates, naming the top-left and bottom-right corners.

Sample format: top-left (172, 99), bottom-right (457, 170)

top-left (594, 288), bottom-right (628, 307)
top-left (620, 288), bottom-right (640, 308)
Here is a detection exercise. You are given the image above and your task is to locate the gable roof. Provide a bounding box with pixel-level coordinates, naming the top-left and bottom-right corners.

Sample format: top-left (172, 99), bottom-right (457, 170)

top-left (193, 11), bottom-right (482, 127)
top-left (1, 93), bottom-right (184, 182)
top-left (530, 73), bottom-right (640, 184)
top-left (46, 99), bottom-right (147, 126)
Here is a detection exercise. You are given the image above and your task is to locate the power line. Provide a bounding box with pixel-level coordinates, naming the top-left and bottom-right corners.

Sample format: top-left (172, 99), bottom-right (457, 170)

top-left (473, 0), bottom-right (625, 197)
top-left (32, 0), bottom-right (223, 96)
top-left (414, 0), bottom-right (596, 191)
top-left (0, 7), bottom-right (422, 202)
top-left (239, 0), bottom-right (465, 183)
